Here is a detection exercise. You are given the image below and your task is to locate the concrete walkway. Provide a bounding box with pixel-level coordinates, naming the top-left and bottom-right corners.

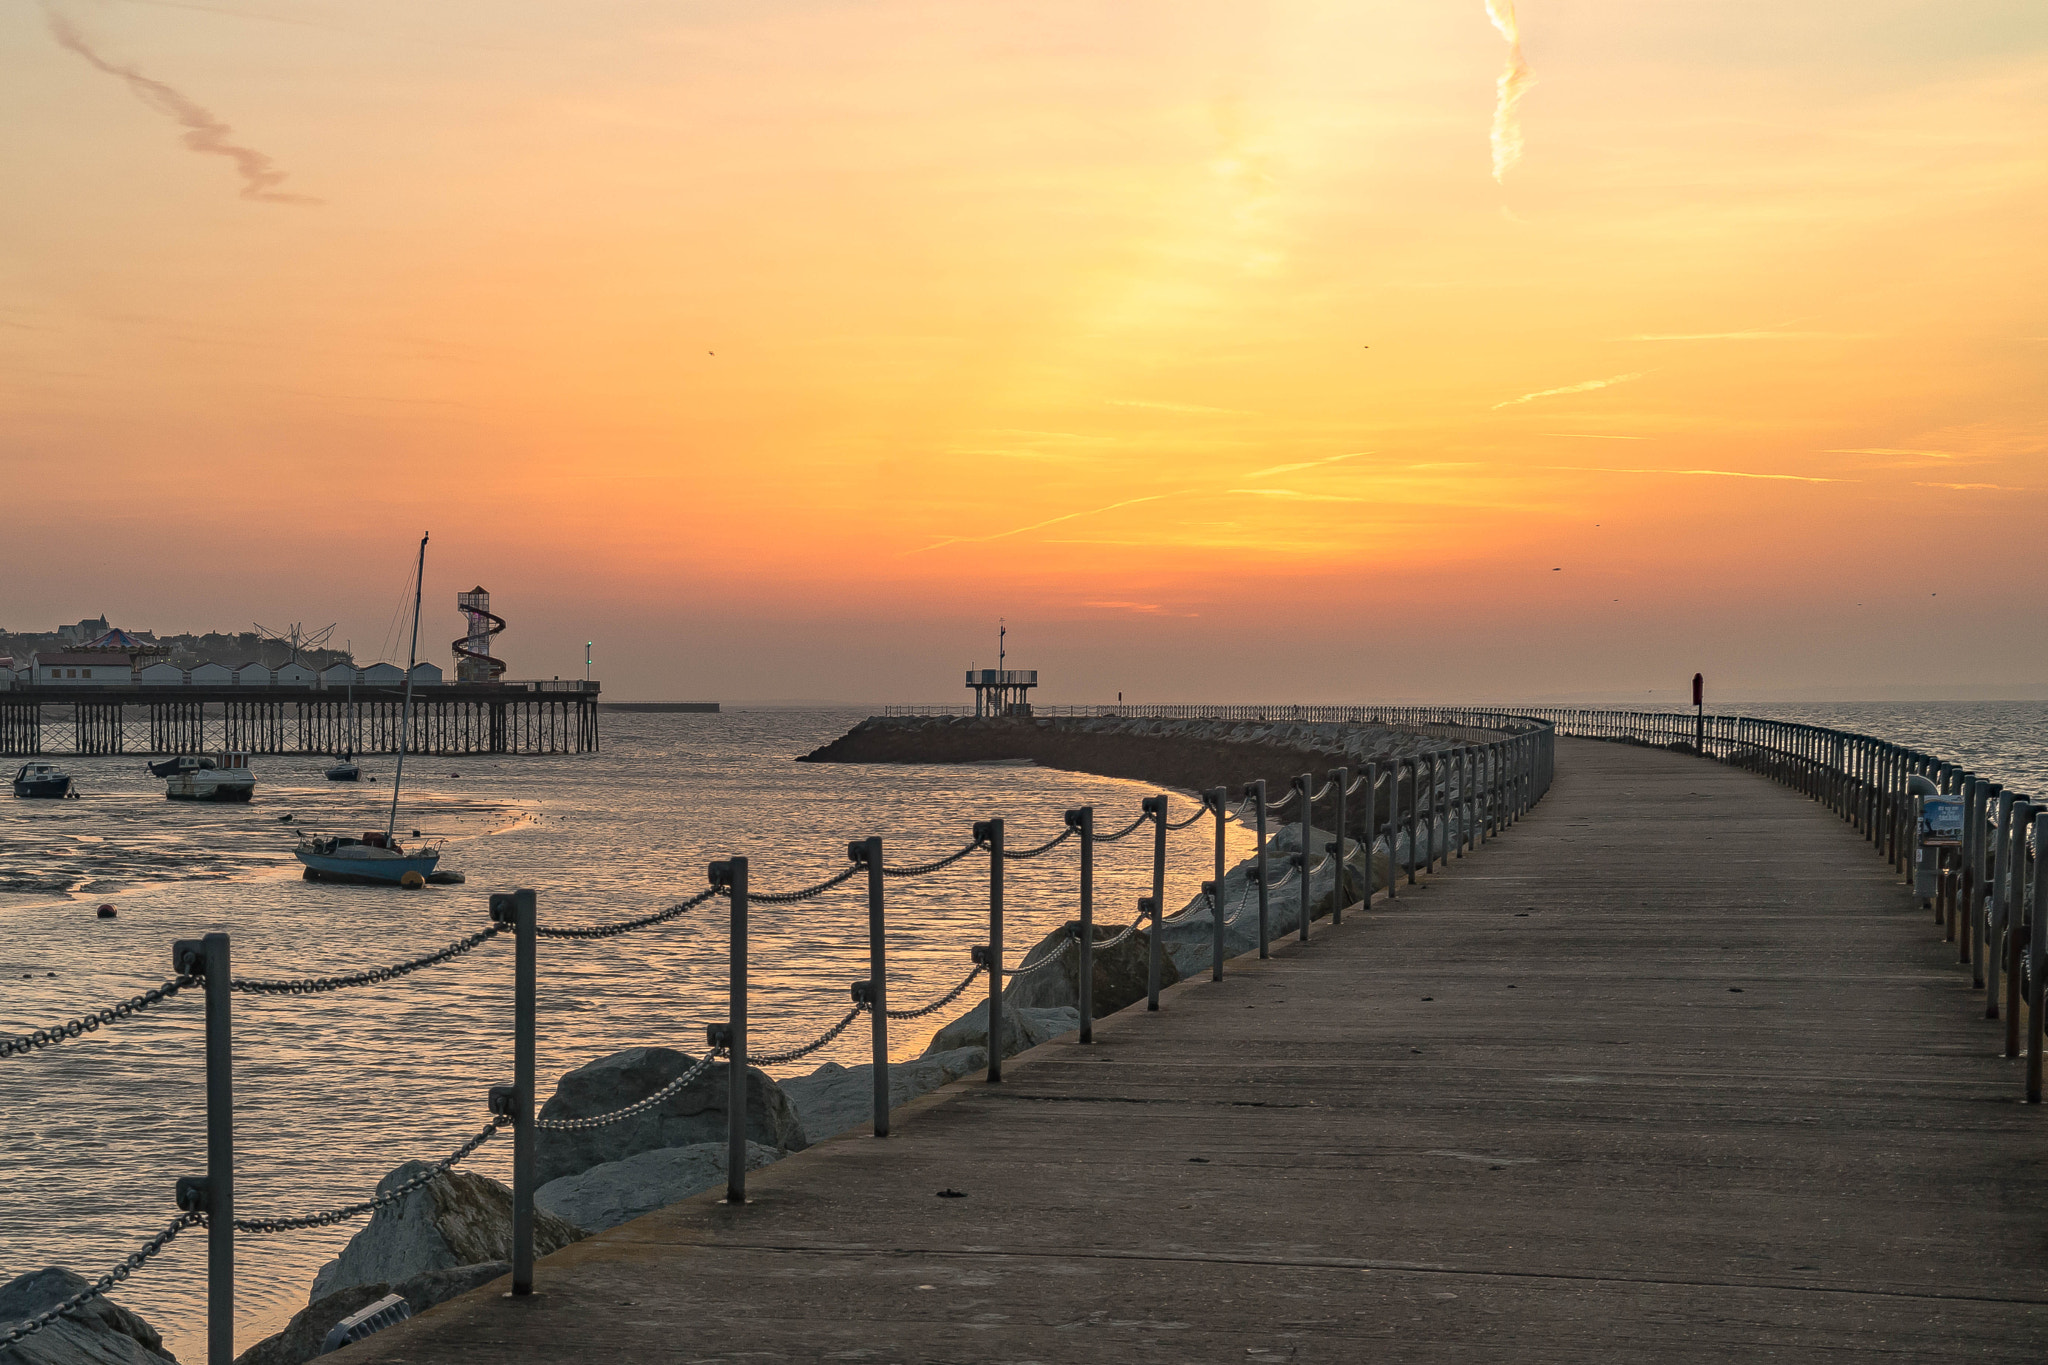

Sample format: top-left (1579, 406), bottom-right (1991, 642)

top-left (354, 739), bottom-right (2048, 1362)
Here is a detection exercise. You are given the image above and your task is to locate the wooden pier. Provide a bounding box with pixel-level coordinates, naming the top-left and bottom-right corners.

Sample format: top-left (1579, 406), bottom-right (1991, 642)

top-left (350, 737), bottom-right (2047, 1361)
top-left (0, 682), bottom-right (599, 756)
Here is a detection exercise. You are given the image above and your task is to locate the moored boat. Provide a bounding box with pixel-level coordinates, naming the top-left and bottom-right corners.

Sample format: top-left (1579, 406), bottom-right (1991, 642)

top-left (12, 762), bottom-right (74, 799)
top-left (294, 830), bottom-right (440, 884)
top-left (154, 753), bottom-right (256, 802)
top-left (326, 754), bottom-right (361, 781)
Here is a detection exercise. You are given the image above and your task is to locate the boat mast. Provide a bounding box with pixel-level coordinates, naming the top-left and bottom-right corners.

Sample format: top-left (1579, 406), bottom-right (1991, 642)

top-left (388, 532), bottom-right (427, 842)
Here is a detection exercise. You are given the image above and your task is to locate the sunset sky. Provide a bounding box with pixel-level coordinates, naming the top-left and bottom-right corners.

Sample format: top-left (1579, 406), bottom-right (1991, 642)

top-left (4, 0), bottom-right (2043, 702)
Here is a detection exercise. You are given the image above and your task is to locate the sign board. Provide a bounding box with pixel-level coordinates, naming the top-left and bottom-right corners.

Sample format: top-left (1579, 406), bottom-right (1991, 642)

top-left (1919, 794), bottom-right (1964, 847)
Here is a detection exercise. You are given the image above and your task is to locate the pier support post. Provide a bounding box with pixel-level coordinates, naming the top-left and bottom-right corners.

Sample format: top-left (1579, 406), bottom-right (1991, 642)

top-left (1069, 807), bottom-right (1094, 1042)
top-left (725, 858), bottom-right (748, 1200)
top-left (1209, 788), bottom-right (1228, 978)
top-left (1254, 782), bottom-right (1271, 956)
top-left (171, 933), bottom-right (233, 1365)
top-left (861, 838), bottom-right (888, 1135)
top-left (1143, 797), bottom-right (1166, 1007)
top-left (984, 820), bottom-right (1004, 1077)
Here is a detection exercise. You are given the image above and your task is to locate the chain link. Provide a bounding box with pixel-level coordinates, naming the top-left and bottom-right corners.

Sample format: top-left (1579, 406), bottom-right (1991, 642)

top-left (1094, 811), bottom-right (1151, 843)
top-left (235, 1118), bottom-right (504, 1232)
top-left (3, 977), bottom-right (193, 1060)
top-left (0, 1212), bottom-right (201, 1348)
top-left (534, 886), bottom-right (720, 940)
top-left (748, 863), bottom-right (864, 904)
top-left (999, 936), bottom-right (1075, 976)
top-left (881, 840), bottom-right (985, 878)
top-left (1265, 788), bottom-right (1299, 811)
top-left (533, 1050), bottom-right (724, 1131)
top-left (1163, 805), bottom-right (1209, 830)
top-left (231, 927), bottom-right (502, 995)
top-left (1005, 826), bottom-right (1075, 859)
top-left (885, 964), bottom-right (985, 1019)
top-left (752, 1006), bottom-right (864, 1065)
top-left (1089, 910), bottom-right (1151, 951)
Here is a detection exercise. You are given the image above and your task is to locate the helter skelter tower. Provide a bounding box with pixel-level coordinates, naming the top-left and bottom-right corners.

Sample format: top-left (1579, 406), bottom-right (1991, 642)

top-left (453, 586), bottom-right (506, 683)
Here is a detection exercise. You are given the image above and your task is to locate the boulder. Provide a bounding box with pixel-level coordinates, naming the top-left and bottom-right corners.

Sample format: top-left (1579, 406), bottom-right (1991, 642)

top-left (534, 1142), bottom-right (783, 1232)
top-left (921, 1003), bottom-right (1079, 1059)
top-left (535, 1048), bottom-right (806, 1187)
top-left (999, 924), bottom-right (1180, 1017)
top-left (238, 1262), bottom-right (509, 1365)
top-left (308, 1165), bottom-right (582, 1303)
top-left (0, 1268), bottom-right (172, 1365)
top-left (779, 1047), bottom-right (989, 1144)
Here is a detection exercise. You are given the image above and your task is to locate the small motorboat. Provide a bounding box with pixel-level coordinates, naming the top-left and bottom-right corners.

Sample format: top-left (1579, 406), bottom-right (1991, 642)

top-left (12, 762), bottom-right (73, 799)
top-left (293, 831), bottom-right (441, 884)
top-left (326, 754), bottom-right (361, 781)
top-left (153, 752), bottom-right (256, 802)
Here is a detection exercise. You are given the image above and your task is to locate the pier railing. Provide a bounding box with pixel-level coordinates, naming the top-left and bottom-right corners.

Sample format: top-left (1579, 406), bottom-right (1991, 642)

top-left (1, 708), bottom-right (1553, 1362)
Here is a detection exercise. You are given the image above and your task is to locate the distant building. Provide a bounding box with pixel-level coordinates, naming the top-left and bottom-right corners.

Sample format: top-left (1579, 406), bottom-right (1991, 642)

top-left (275, 662), bottom-right (318, 687)
top-left (34, 652), bottom-right (132, 686)
top-left (137, 661), bottom-right (186, 686)
top-left (190, 662), bottom-right (233, 686)
top-left (233, 662), bottom-right (272, 687)
top-left (409, 662), bottom-right (444, 686)
top-left (57, 617), bottom-right (110, 645)
top-left (319, 663), bottom-right (360, 688)
top-left (361, 662), bottom-right (406, 686)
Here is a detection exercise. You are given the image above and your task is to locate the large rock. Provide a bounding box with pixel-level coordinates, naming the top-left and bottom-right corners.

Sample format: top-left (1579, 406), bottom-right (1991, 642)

top-left (236, 1263), bottom-right (508, 1365)
top-left (921, 1003), bottom-right (1079, 1059)
top-left (308, 1165), bottom-right (582, 1303)
top-left (779, 1047), bottom-right (989, 1144)
top-left (0, 1268), bottom-right (172, 1365)
top-left (999, 924), bottom-right (1181, 1017)
top-left (534, 1142), bottom-right (782, 1232)
top-left (535, 1048), bottom-right (806, 1186)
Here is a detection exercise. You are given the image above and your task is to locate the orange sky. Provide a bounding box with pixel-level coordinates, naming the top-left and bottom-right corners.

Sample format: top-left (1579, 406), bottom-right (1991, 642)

top-left (3, 0), bottom-right (2043, 701)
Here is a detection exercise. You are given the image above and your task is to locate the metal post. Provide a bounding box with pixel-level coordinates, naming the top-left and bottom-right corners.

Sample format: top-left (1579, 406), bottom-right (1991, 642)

top-left (1144, 797), bottom-right (1166, 1007)
top-left (726, 856), bottom-right (748, 1201)
top-left (1405, 760), bottom-right (1419, 883)
top-left (1071, 807), bottom-right (1095, 1042)
top-left (1296, 774), bottom-right (1313, 941)
top-left (2029, 811), bottom-right (2047, 1102)
top-left (1988, 792), bottom-right (2014, 1018)
top-left (864, 837), bottom-right (888, 1135)
top-left (1210, 788), bottom-right (1227, 978)
top-left (986, 819), bottom-right (1005, 1078)
top-left (2006, 804), bottom-right (2033, 1057)
top-left (172, 933), bottom-right (233, 1365)
top-left (1329, 767), bottom-right (1347, 926)
top-left (1254, 781), bottom-right (1271, 957)
top-left (512, 890), bottom-right (536, 1290)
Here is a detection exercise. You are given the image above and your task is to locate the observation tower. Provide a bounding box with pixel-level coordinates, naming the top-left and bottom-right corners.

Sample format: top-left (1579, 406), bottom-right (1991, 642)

top-left (453, 587), bottom-right (506, 684)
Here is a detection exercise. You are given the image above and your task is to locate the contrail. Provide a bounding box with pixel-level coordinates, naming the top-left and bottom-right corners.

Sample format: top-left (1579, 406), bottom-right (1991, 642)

top-left (1494, 372), bottom-right (1642, 409)
top-left (908, 491), bottom-right (1191, 554)
top-left (1545, 466), bottom-right (1848, 484)
top-left (1484, 0), bottom-right (1533, 182)
top-left (47, 11), bottom-right (317, 204)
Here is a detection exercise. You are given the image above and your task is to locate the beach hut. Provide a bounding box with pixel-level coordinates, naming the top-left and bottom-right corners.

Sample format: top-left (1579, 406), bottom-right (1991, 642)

top-left (360, 662), bottom-right (405, 687)
top-left (407, 662), bottom-right (444, 686)
top-left (274, 662), bottom-right (317, 688)
top-left (320, 663), bottom-right (360, 689)
top-left (189, 662), bottom-right (233, 687)
top-left (33, 652), bottom-right (133, 686)
top-left (137, 661), bottom-right (186, 686)
top-left (233, 663), bottom-right (273, 687)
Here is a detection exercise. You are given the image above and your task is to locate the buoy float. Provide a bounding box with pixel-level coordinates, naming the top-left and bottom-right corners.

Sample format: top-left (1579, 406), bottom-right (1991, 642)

top-left (400, 871), bottom-right (425, 889)
top-left (97, 904), bottom-right (117, 919)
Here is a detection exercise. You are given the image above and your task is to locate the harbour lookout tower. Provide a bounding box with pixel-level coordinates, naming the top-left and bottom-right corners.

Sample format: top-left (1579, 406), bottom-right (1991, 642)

top-left (453, 587), bottom-right (506, 684)
top-left (965, 620), bottom-right (1035, 717)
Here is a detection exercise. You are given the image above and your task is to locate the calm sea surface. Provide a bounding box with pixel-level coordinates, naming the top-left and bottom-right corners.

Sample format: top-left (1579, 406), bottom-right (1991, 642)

top-left (3, 700), bottom-right (2042, 1358)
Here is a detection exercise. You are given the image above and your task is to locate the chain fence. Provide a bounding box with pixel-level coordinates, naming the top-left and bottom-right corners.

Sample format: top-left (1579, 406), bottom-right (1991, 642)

top-left (533, 1050), bottom-right (725, 1132)
top-left (881, 840), bottom-right (985, 878)
top-left (1005, 827), bottom-right (1075, 859)
top-left (752, 1006), bottom-right (865, 1066)
top-left (1000, 936), bottom-right (1075, 977)
top-left (1162, 804), bottom-right (1210, 830)
top-left (231, 927), bottom-right (503, 995)
top-left (884, 963), bottom-right (985, 1020)
top-left (3, 977), bottom-right (194, 1060)
top-left (0, 1212), bottom-right (202, 1349)
top-left (534, 886), bottom-right (721, 940)
top-left (1095, 811), bottom-right (1151, 843)
top-left (748, 863), bottom-right (864, 904)
top-left (234, 1118), bottom-right (504, 1233)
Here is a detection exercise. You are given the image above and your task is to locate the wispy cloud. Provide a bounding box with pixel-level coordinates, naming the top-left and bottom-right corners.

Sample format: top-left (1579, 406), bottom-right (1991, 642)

top-left (1914, 482), bottom-right (2034, 492)
top-left (1546, 466), bottom-right (1847, 484)
top-left (1483, 1), bottom-right (1534, 182)
top-left (46, 11), bottom-right (318, 204)
top-left (1240, 451), bottom-right (1372, 480)
top-left (1546, 432), bottom-right (1645, 440)
top-left (1494, 373), bottom-right (1643, 409)
top-left (1106, 398), bottom-right (1249, 415)
top-left (908, 491), bottom-right (1188, 554)
top-left (1826, 447), bottom-right (1961, 459)
top-left (1619, 330), bottom-right (1873, 341)
top-left (1226, 488), bottom-right (1369, 502)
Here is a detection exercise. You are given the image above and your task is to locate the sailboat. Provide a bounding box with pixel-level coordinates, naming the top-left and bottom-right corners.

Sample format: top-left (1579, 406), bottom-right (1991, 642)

top-left (295, 533), bottom-right (442, 886)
